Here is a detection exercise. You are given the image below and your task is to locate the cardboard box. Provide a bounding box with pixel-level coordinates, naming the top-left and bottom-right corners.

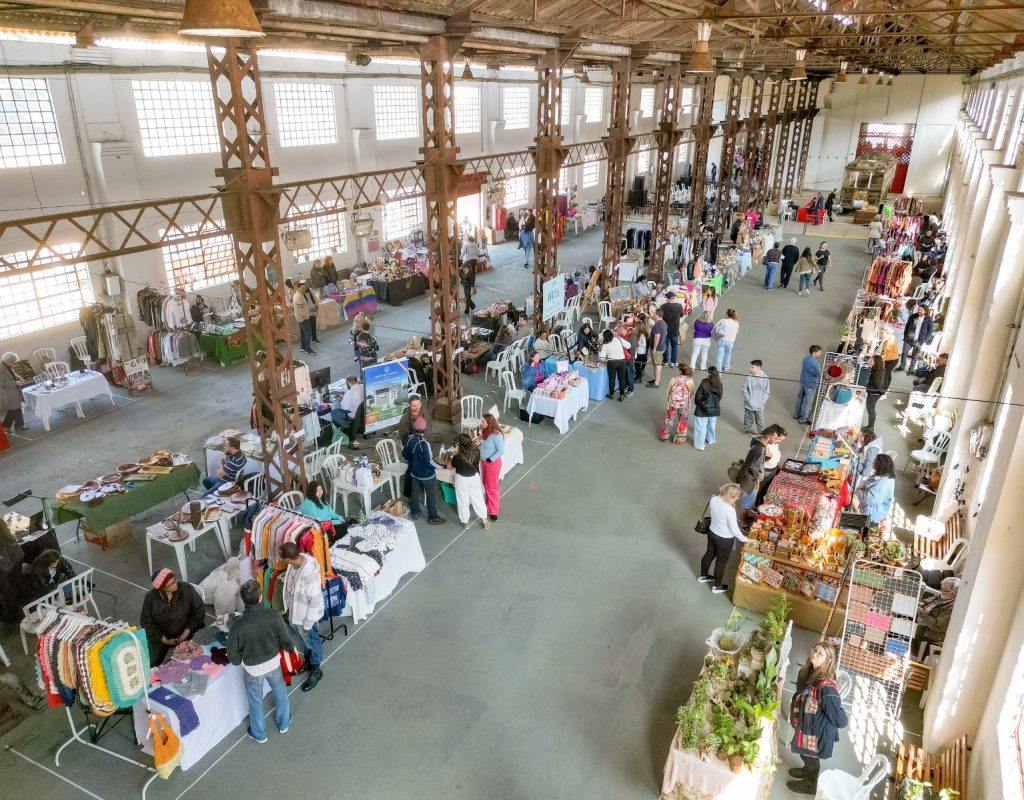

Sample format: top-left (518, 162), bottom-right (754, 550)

top-left (83, 520), bottom-right (133, 549)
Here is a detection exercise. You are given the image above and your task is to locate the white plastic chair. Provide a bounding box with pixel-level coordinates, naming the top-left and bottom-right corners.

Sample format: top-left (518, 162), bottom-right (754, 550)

top-left (907, 429), bottom-right (951, 472)
top-left (548, 332), bottom-right (565, 355)
top-left (836, 668), bottom-right (853, 700)
top-left (0, 642), bottom-right (8, 667)
top-left (813, 754), bottom-right (889, 800)
top-left (501, 370), bottom-right (527, 413)
top-left (20, 568), bottom-right (101, 653)
top-left (70, 337), bottom-right (94, 372)
top-left (44, 361), bottom-right (71, 380)
top-left (304, 450), bottom-right (323, 483)
top-left (900, 377), bottom-right (943, 432)
top-left (321, 454), bottom-right (349, 513)
top-left (461, 394), bottom-right (484, 433)
top-left (277, 490), bottom-right (304, 510)
top-left (243, 472), bottom-right (266, 501)
top-left (598, 301), bottom-right (615, 330)
top-left (408, 367), bottom-right (427, 398)
top-left (375, 438), bottom-right (405, 497)
top-left (32, 347), bottom-right (56, 372)
top-left (580, 316), bottom-right (594, 330)
top-left (484, 348), bottom-right (511, 383)
top-left (918, 537), bottom-right (969, 577)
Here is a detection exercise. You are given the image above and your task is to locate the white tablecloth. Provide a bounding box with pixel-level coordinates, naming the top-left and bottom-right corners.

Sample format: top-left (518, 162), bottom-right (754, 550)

top-left (133, 660), bottom-right (261, 771)
top-left (333, 513), bottom-right (425, 624)
top-left (22, 370), bottom-right (113, 429)
top-left (525, 380), bottom-right (590, 434)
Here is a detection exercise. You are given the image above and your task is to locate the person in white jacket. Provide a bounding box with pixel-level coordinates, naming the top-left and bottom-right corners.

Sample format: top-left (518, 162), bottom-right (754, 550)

top-left (280, 542), bottom-right (325, 692)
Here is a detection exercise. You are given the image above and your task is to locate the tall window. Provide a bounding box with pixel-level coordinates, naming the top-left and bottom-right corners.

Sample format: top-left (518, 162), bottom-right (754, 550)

top-left (560, 89), bottom-right (571, 127)
top-left (636, 149), bottom-right (650, 174)
top-left (584, 87), bottom-right (603, 123)
top-left (582, 158), bottom-right (600, 188)
top-left (677, 143), bottom-right (687, 163)
top-left (639, 86), bottom-right (655, 118)
top-left (680, 87), bottom-right (695, 113)
top-left (132, 80), bottom-right (219, 157)
top-left (285, 208), bottom-right (348, 263)
top-left (503, 86), bottom-right (530, 130)
top-left (454, 84), bottom-right (481, 135)
top-left (383, 191), bottom-right (424, 239)
top-left (274, 83), bottom-right (336, 147)
top-left (559, 166), bottom-right (569, 187)
top-left (0, 77), bottom-right (64, 169)
top-left (504, 171), bottom-right (530, 208)
top-left (162, 224), bottom-right (236, 291)
top-left (0, 245), bottom-right (95, 338)
top-left (995, 90), bottom-right (1017, 151)
top-left (372, 85), bottom-right (420, 141)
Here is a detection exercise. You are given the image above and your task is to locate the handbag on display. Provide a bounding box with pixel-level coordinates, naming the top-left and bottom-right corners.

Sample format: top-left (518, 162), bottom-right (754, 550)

top-left (150, 712), bottom-right (184, 779)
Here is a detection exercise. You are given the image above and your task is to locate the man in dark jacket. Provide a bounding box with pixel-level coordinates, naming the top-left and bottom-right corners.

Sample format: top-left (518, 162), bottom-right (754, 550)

top-left (824, 189), bottom-right (836, 221)
top-left (897, 306), bottom-right (925, 372)
top-left (228, 580), bottom-right (303, 743)
top-left (763, 242), bottom-right (782, 290)
top-left (659, 293), bottom-right (684, 367)
top-left (140, 569), bottom-right (205, 665)
top-left (913, 352), bottom-right (948, 391)
top-left (780, 237), bottom-right (801, 289)
top-left (402, 417), bottom-right (446, 525)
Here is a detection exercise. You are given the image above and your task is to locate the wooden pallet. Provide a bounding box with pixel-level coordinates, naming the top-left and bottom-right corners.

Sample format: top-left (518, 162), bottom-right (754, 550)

top-left (913, 511), bottom-right (962, 561)
top-left (895, 734), bottom-right (969, 799)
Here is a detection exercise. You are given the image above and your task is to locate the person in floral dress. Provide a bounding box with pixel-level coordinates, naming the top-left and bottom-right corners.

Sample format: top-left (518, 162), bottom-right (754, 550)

top-left (660, 363), bottom-right (694, 443)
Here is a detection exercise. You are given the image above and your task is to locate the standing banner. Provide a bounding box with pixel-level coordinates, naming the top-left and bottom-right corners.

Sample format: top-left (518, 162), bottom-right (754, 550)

top-left (362, 358), bottom-right (411, 434)
top-left (542, 275), bottom-right (564, 321)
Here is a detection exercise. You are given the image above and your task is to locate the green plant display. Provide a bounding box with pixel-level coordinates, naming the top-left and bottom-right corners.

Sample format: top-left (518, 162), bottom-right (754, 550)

top-left (759, 594), bottom-right (792, 644)
top-left (937, 789), bottom-right (960, 800)
top-left (717, 610), bottom-right (748, 651)
top-left (677, 704), bottom-right (703, 751)
top-left (733, 695), bottom-right (779, 723)
top-left (699, 732), bottom-right (722, 756)
top-left (900, 778), bottom-right (932, 800)
top-left (755, 647), bottom-right (780, 706)
top-left (882, 540), bottom-right (907, 562)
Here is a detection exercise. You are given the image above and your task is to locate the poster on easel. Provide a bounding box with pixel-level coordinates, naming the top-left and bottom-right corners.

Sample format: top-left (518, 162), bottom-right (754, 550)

top-left (362, 358), bottom-right (411, 434)
top-left (122, 356), bottom-right (153, 394)
top-left (542, 275), bottom-right (564, 321)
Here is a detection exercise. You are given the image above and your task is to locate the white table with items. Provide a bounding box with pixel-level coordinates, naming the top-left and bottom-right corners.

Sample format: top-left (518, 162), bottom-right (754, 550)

top-left (144, 493), bottom-right (248, 582)
top-left (434, 426), bottom-right (525, 483)
top-left (22, 370), bottom-right (115, 430)
top-left (525, 378), bottom-right (590, 435)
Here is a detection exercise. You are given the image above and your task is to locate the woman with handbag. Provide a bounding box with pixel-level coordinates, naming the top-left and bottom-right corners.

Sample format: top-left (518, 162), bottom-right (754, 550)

top-left (787, 641), bottom-right (848, 795)
top-left (660, 363), bottom-right (694, 444)
top-left (698, 483), bottom-right (748, 594)
top-left (449, 433), bottom-right (490, 530)
top-left (692, 367), bottom-right (724, 450)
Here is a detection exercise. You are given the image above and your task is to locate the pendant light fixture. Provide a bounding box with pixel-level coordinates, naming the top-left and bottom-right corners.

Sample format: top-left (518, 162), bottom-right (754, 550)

top-left (886, 74), bottom-right (894, 87)
top-left (835, 61), bottom-right (848, 83)
top-left (858, 67), bottom-right (869, 85)
top-left (876, 71), bottom-right (886, 86)
top-left (687, 22), bottom-right (714, 74)
top-left (579, 65), bottom-right (591, 85)
top-left (179, 0), bottom-right (264, 37)
top-left (463, 56), bottom-right (475, 81)
top-left (790, 49), bottom-right (808, 80)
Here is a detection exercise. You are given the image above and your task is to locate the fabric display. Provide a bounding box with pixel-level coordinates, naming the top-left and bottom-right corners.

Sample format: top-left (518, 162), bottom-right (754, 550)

top-left (865, 256), bottom-right (913, 297)
top-left (79, 304), bottom-right (138, 371)
top-left (247, 504), bottom-right (333, 584)
top-left (152, 660), bottom-right (190, 685)
top-left (149, 711), bottom-right (185, 779)
top-left (148, 686), bottom-right (200, 736)
top-left (137, 287), bottom-right (167, 327)
top-left (327, 511), bottom-right (406, 606)
top-left (157, 330), bottom-right (201, 367)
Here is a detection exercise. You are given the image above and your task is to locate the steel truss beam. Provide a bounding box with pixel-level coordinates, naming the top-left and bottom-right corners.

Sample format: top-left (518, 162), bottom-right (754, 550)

top-left (601, 55), bottom-right (635, 281)
top-left (783, 81), bottom-right (809, 199)
top-left (688, 74), bottom-right (716, 237)
top-left (794, 80), bottom-right (821, 193)
top-left (206, 41), bottom-right (302, 499)
top-left (649, 64), bottom-right (683, 279)
top-left (755, 81), bottom-right (783, 215)
top-left (770, 81), bottom-right (797, 206)
top-left (738, 75), bottom-right (764, 217)
top-left (419, 35), bottom-right (464, 425)
top-left (712, 73), bottom-right (744, 233)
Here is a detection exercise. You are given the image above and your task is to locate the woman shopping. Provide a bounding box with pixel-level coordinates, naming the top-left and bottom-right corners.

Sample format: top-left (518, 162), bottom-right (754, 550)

top-left (449, 433), bottom-right (490, 530)
top-left (787, 641), bottom-right (848, 795)
top-left (692, 367), bottom-right (724, 451)
top-left (479, 413), bottom-right (504, 522)
top-left (660, 363), bottom-right (694, 444)
top-left (690, 312), bottom-right (715, 371)
top-left (795, 247), bottom-right (817, 296)
top-left (856, 453), bottom-right (896, 528)
top-left (599, 329), bottom-right (631, 401)
top-left (864, 355), bottom-right (886, 428)
top-left (698, 483), bottom-right (748, 594)
top-left (712, 309), bottom-right (740, 373)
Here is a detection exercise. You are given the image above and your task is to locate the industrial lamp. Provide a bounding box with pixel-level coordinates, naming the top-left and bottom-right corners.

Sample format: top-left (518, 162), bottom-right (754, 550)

top-left (579, 66), bottom-right (591, 84)
top-left (876, 71), bottom-right (886, 85)
top-left (687, 23), bottom-right (714, 74)
top-left (790, 49), bottom-right (807, 80)
top-left (179, 0), bottom-right (264, 37)
top-left (858, 68), bottom-right (869, 85)
top-left (463, 56), bottom-right (475, 81)
top-left (835, 61), bottom-right (848, 83)
top-left (351, 211), bottom-right (374, 238)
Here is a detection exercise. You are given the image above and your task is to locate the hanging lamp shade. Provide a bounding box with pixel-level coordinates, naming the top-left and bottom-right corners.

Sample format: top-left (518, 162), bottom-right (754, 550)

top-left (463, 57), bottom-right (475, 81)
top-left (835, 61), bottom-right (848, 83)
top-left (688, 22), bottom-right (715, 74)
top-left (858, 67), bottom-right (869, 85)
top-left (886, 75), bottom-right (894, 86)
top-left (876, 72), bottom-right (885, 85)
top-left (179, 0), bottom-right (264, 37)
top-left (790, 49), bottom-right (807, 80)
top-left (579, 66), bottom-right (591, 84)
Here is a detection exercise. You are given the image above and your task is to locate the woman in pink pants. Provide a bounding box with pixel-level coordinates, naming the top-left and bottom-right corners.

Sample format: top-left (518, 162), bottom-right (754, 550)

top-left (478, 413), bottom-right (505, 522)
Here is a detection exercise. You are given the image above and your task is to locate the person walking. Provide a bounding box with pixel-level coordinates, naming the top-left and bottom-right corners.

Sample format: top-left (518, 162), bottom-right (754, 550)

top-left (647, 309), bottom-right (668, 388)
top-left (520, 209), bottom-right (536, 269)
top-left (796, 248), bottom-right (816, 296)
top-left (599, 329), bottom-right (631, 401)
top-left (279, 542), bottom-right (325, 692)
top-left (401, 417), bottom-right (447, 525)
top-left (754, 424), bottom-right (788, 507)
top-left (698, 484), bottom-right (748, 594)
top-left (733, 432), bottom-right (768, 523)
top-left (479, 413), bottom-right (504, 522)
top-left (1, 352), bottom-right (27, 431)
top-left (712, 309), bottom-right (739, 372)
top-left (780, 237), bottom-right (800, 289)
top-left (227, 580), bottom-right (304, 743)
top-left (879, 327), bottom-right (900, 391)
top-left (660, 364), bottom-right (694, 444)
top-left (867, 214), bottom-right (884, 253)
top-left (660, 292), bottom-right (684, 367)
top-left (864, 355), bottom-right (886, 428)
top-left (794, 345), bottom-right (822, 424)
top-left (449, 433), bottom-right (490, 530)
top-left (741, 359), bottom-right (770, 435)
top-left (702, 285), bottom-right (719, 319)
top-left (292, 279), bottom-right (316, 355)
top-left (787, 641), bottom-right (848, 795)
top-left (824, 189), bottom-right (836, 222)
top-left (736, 221), bottom-right (752, 275)
top-left (632, 314), bottom-right (651, 385)
top-left (459, 253), bottom-right (477, 315)
top-left (897, 305), bottom-right (925, 372)
top-left (690, 312), bottom-right (715, 370)
top-left (763, 241), bottom-right (782, 290)
top-left (856, 453), bottom-right (896, 527)
top-left (692, 366), bottom-right (724, 451)
top-left (812, 242), bottom-right (831, 291)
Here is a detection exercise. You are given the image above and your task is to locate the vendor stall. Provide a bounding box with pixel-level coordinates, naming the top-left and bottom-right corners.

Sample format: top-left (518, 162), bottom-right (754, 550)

top-left (327, 285), bottom-right (378, 319)
top-left (525, 372), bottom-right (589, 434)
top-left (569, 361), bottom-right (610, 401)
top-left (22, 370), bottom-right (116, 431)
top-left (145, 490), bottom-right (249, 582)
top-left (365, 271), bottom-right (428, 307)
top-left (197, 325), bottom-right (257, 368)
top-left (435, 424), bottom-right (525, 484)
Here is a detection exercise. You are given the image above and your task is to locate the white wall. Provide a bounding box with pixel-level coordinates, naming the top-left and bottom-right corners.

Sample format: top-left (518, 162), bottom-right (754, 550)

top-left (803, 74), bottom-right (965, 198)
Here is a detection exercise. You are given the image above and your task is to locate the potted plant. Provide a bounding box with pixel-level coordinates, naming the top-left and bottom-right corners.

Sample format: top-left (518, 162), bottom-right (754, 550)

top-left (755, 648), bottom-right (781, 707)
top-left (883, 540), bottom-right (908, 565)
top-left (676, 703), bottom-right (703, 751)
top-left (698, 732), bottom-right (721, 761)
top-left (709, 609), bottom-right (749, 656)
top-left (899, 778), bottom-right (932, 800)
top-left (738, 726), bottom-right (762, 771)
top-left (759, 594), bottom-right (792, 644)
top-left (937, 789), bottom-right (960, 800)
top-left (737, 644), bottom-right (754, 679)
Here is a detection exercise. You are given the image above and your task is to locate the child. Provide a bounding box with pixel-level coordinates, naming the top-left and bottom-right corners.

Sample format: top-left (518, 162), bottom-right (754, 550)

top-left (741, 359), bottom-right (771, 436)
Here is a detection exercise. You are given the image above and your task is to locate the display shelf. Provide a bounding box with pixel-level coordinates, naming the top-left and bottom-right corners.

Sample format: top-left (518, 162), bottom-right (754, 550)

top-left (732, 580), bottom-right (845, 636)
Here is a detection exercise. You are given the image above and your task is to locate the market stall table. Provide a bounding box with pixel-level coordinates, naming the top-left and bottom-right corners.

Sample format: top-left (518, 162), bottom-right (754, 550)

top-left (332, 469), bottom-right (394, 516)
top-left (22, 370), bottom-right (115, 431)
top-left (569, 362), bottom-right (609, 401)
top-left (525, 376), bottom-right (590, 435)
top-left (366, 272), bottom-right (428, 306)
top-left (434, 426), bottom-right (525, 484)
top-left (144, 493), bottom-right (247, 582)
top-left (197, 328), bottom-right (258, 367)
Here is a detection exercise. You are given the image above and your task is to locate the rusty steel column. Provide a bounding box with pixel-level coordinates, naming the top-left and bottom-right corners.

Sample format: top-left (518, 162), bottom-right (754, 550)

top-left (795, 80), bottom-right (821, 192)
top-left (206, 42), bottom-right (302, 498)
top-left (532, 49), bottom-right (568, 326)
top-left (755, 80), bottom-right (782, 215)
top-left (783, 81), bottom-right (809, 199)
top-left (649, 64), bottom-right (683, 278)
top-left (738, 74), bottom-right (764, 216)
top-left (601, 55), bottom-right (635, 282)
top-left (688, 74), bottom-right (716, 237)
top-left (770, 81), bottom-right (796, 205)
top-left (419, 35), bottom-right (465, 425)
top-left (711, 73), bottom-right (742, 232)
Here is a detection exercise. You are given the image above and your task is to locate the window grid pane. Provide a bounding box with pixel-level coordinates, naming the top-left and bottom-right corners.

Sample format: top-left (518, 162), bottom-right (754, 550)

top-left (637, 150), bottom-right (650, 174)
top-left (560, 89), bottom-right (571, 127)
top-left (454, 84), bottom-right (481, 135)
top-left (132, 80), bottom-right (219, 157)
top-left (559, 166), bottom-right (569, 187)
top-left (503, 86), bottom-right (530, 130)
top-left (162, 223), bottom-right (236, 291)
top-left (504, 171), bottom-right (530, 208)
top-left (383, 192), bottom-right (425, 239)
top-left (639, 86), bottom-right (655, 118)
top-left (286, 207), bottom-right (348, 262)
top-left (274, 83), bottom-right (337, 147)
top-left (584, 87), bottom-right (603, 123)
top-left (582, 158), bottom-right (600, 188)
top-left (373, 85), bottom-right (420, 141)
top-left (0, 245), bottom-right (95, 338)
top-left (0, 77), bottom-right (64, 169)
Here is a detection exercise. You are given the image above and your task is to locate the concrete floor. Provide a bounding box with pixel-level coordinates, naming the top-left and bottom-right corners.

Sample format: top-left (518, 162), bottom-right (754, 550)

top-left (0, 219), bottom-right (927, 799)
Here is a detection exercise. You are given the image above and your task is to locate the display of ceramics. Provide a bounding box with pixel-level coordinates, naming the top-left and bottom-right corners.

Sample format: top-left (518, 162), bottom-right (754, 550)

top-left (139, 457), bottom-right (157, 467)
top-left (100, 474), bottom-right (121, 484)
top-left (56, 485), bottom-right (84, 501)
top-left (216, 483), bottom-right (236, 496)
top-left (117, 463), bottom-right (140, 474)
top-left (79, 490), bottom-right (103, 505)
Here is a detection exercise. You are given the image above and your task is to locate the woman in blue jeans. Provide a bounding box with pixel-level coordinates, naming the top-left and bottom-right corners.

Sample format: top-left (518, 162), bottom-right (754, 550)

top-left (692, 367), bottom-right (724, 450)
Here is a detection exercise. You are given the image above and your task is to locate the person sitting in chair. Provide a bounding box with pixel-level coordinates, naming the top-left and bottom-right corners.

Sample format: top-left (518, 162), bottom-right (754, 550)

top-left (331, 374), bottom-right (364, 450)
top-left (24, 549), bottom-right (75, 603)
top-left (915, 577), bottom-right (960, 649)
top-left (140, 569), bottom-right (205, 665)
top-left (203, 436), bottom-right (247, 494)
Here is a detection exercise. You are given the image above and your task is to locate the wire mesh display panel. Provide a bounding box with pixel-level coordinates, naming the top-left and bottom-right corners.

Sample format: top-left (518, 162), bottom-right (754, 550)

top-left (838, 559), bottom-right (922, 719)
top-left (812, 351), bottom-right (865, 424)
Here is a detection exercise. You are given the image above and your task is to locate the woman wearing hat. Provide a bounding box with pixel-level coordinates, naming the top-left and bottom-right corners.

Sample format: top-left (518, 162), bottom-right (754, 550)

top-left (140, 569), bottom-right (206, 664)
